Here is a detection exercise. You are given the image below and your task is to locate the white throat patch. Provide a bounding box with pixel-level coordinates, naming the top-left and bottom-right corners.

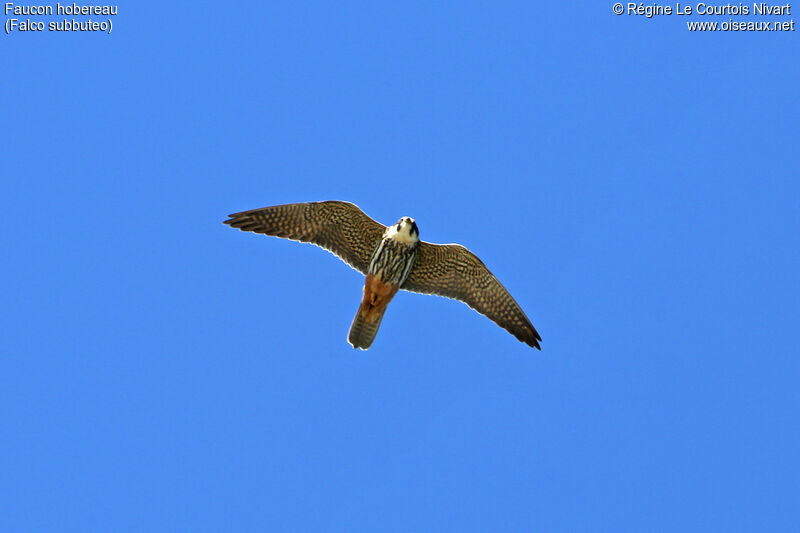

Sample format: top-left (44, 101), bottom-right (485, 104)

top-left (385, 218), bottom-right (419, 245)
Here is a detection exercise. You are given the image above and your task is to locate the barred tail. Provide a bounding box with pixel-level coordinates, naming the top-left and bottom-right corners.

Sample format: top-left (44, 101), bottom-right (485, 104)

top-left (348, 305), bottom-right (387, 350)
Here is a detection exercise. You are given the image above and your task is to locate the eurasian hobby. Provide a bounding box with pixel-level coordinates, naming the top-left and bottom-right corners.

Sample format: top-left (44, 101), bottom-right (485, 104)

top-left (224, 201), bottom-right (541, 350)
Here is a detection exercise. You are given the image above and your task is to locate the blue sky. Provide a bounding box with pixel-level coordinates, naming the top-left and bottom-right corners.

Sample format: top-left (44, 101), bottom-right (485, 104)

top-left (2, 2), bottom-right (799, 531)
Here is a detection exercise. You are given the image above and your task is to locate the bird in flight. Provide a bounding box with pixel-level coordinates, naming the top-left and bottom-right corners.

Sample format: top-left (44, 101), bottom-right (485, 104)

top-left (224, 201), bottom-right (541, 350)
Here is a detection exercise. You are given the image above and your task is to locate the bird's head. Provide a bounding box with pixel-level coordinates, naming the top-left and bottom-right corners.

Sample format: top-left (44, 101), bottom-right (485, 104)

top-left (387, 216), bottom-right (419, 244)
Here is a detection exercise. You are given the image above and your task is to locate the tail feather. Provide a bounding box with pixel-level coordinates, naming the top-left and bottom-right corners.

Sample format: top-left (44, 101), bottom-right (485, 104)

top-left (348, 307), bottom-right (387, 350)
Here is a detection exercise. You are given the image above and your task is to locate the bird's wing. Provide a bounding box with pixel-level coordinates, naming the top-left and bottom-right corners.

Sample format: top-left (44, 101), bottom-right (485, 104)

top-left (402, 242), bottom-right (541, 349)
top-left (224, 201), bottom-right (385, 275)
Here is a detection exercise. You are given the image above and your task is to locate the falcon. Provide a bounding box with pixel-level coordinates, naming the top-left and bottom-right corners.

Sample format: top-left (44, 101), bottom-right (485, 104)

top-left (224, 201), bottom-right (541, 350)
